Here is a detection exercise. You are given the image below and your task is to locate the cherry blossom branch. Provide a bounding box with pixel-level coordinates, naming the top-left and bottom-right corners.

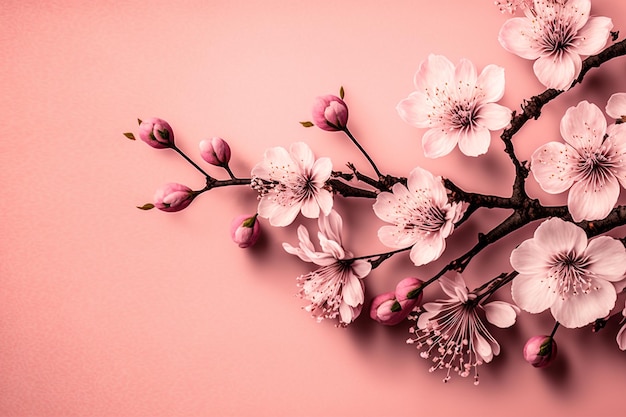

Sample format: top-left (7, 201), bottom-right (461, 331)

top-left (498, 38), bottom-right (626, 201)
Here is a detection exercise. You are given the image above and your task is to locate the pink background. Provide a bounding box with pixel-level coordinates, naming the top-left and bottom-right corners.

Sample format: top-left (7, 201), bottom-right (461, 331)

top-left (3, 1), bottom-right (626, 416)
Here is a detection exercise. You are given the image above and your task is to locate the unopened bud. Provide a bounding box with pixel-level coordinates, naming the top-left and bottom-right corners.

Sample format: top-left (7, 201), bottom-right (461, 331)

top-left (312, 95), bottom-right (348, 131)
top-left (231, 214), bottom-right (261, 248)
top-left (523, 335), bottom-right (557, 368)
top-left (395, 277), bottom-right (424, 303)
top-left (154, 183), bottom-right (195, 212)
top-left (138, 117), bottom-right (175, 149)
top-left (199, 137), bottom-right (231, 166)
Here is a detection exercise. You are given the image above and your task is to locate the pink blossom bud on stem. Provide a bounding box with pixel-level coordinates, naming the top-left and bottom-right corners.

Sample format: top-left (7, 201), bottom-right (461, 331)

top-left (523, 335), bottom-right (558, 368)
top-left (199, 137), bottom-right (232, 167)
top-left (395, 277), bottom-right (424, 304)
top-left (312, 95), bottom-right (349, 131)
top-left (370, 289), bottom-right (417, 326)
top-left (138, 117), bottom-right (175, 149)
top-left (231, 214), bottom-right (261, 248)
top-left (154, 183), bottom-right (196, 212)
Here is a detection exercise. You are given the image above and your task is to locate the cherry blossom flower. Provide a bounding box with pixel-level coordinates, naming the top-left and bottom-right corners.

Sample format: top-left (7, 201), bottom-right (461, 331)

top-left (531, 100), bottom-right (626, 222)
top-left (510, 217), bottom-right (626, 329)
top-left (498, 0), bottom-right (613, 90)
top-left (372, 166), bottom-right (465, 266)
top-left (397, 54), bottom-right (511, 158)
top-left (606, 92), bottom-right (626, 122)
top-left (251, 142), bottom-right (333, 227)
top-left (283, 210), bottom-right (372, 326)
top-left (406, 273), bottom-right (520, 385)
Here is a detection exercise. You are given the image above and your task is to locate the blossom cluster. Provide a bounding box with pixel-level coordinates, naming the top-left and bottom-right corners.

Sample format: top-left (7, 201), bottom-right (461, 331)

top-left (125, 0), bottom-right (626, 385)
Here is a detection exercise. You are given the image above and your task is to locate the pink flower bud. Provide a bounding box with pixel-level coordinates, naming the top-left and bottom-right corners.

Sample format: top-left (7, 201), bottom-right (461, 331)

top-left (523, 335), bottom-right (557, 368)
top-left (395, 277), bottom-right (424, 304)
top-left (138, 117), bottom-right (175, 149)
top-left (199, 137), bottom-right (231, 166)
top-left (231, 214), bottom-right (261, 248)
top-left (370, 291), bottom-right (415, 326)
top-left (153, 183), bottom-right (195, 212)
top-left (312, 95), bottom-right (348, 131)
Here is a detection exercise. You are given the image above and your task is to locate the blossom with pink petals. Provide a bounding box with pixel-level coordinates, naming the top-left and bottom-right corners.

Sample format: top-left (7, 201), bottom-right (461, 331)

top-left (251, 142), bottom-right (333, 227)
top-left (498, 0), bottom-right (613, 90)
top-left (406, 273), bottom-right (520, 384)
top-left (373, 166), bottom-right (465, 266)
top-left (283, 210), bottom-right (372, 326)
top-left (397, 54), bottom-right (511, 158)
top-left (606, 92), bottom-right (626, 122)
top-left (531, 101), bottom-right (626, 222)
top-left (510, 217), bottom-right (626, 328)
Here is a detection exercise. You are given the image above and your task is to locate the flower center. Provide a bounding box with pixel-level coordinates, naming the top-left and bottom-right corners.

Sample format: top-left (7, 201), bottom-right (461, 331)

top-left (576, 143), bottom-right (621, 191)
top-left (448, 101), bottom-right (477, 130)
top-left (548, 252), bottom-right (595, 299)
top-left (541, 17), bottom-right (576, 55)
top-left (406, 204), bottom-right (447, 233)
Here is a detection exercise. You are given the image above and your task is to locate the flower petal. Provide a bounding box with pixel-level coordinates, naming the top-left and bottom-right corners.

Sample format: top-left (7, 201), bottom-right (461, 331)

top-left (483, 301), bottom-right (520, 328)
top-left (571, 16), bottom-right (612, 56)
top-left (318, 209), bottom-right (343, 245)
top-left (585, 236), bottom-right (626, 282)
top-left (560, 100), bottom-right (606, 150)
top-left (457, 126), bottom-right (491, 157)
top-left (473, 332), bottom-right (494, 363)
top-left (476, 64), bottom-right (506, 103)
top-left (407, 166), bottom-right (446, 207)
top-left (533, 217), bottom-right (588, 256)
top-left (550, 278), bottom-right (616, 328)
top-left (377, 225), bottom-right (418, 248)
top-left (300, 197), bottom-right (321, 219)
top-left (409, 233), bottom-right (445, 266)
top-left (533, 52), bottom-right (580, 90)
top-left (351, 260), bottom-right (372, 279)
top-left (315, 189), bottom-right (334, 217)
top-left (475, 103), bottom-right (511, 131)
top-left (422, 127), bottom-right (457, 158)
top-left (396, 92), bottom-right (430, 128)
top-left (289, 142), bottom-right (315, 172)
top-left (617, 323), bottom-right (626, 351)
top-left (414, 54), bottom-right (455, 92)
top-left (498, 17), bottom-right (543, 60)
top-left (511, 273), bottom-right (558, 314)
top-left (439, 273), bottom-right (468, 302)
top-left (606, 93), bottom-right (626, 120)
top-left (530, 142), bottom-right (577, 194)
top-left (454, 58), bottom-right (478, 99)
top-left (342, 274), bottom-right (364, 307)
top-left (510, 239), bottom-right (550, 275)
top-left (310, 157), bottom-right (333, 185)
top-left (567, 175), bottom-right (619, 222)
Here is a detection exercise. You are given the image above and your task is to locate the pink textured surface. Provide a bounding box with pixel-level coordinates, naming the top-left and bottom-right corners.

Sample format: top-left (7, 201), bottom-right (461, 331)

top-left (2, 1), bottom-right (626, 416)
